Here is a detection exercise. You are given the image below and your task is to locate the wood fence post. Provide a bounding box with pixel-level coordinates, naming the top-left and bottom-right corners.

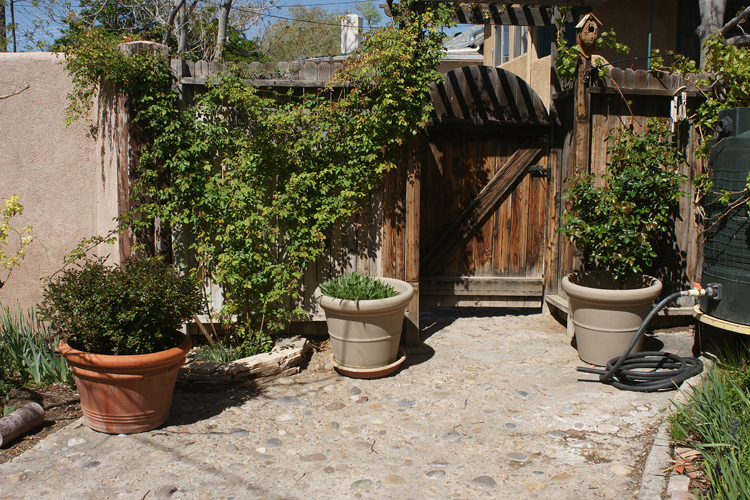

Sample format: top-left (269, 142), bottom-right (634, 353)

top-left (403, 137), bottom-right (421, 346)
top-left (114, 42), bottom-right (171, 263)
top-left (572, 54), bottom-right (591, 177)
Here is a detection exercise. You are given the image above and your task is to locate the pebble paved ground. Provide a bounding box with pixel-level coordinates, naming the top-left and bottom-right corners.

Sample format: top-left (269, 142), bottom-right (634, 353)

top-left (0, 308), bottom-right (698, 500)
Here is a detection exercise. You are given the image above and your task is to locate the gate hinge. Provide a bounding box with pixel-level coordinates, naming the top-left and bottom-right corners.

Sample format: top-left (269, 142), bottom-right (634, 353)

top-left (528, 165), bottom-right (550, 180)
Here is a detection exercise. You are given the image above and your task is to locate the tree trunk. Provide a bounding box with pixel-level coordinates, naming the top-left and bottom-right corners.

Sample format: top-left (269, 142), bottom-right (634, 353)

top-left (9, 0), bottom-right (15, 52)
top-left (178, 3), bottom-right (188, 53)
top-left (161, 0), bottom-right (186, 47)
top-left (0, 0), bottom-right (6, 52)
top-left (697, 0), bottom-right (727, 66)
top-left (214, 0), bottom-right (233, 60)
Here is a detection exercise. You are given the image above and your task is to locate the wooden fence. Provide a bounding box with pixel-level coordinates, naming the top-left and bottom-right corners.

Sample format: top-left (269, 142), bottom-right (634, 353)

top-left (546, 67), bottom-right (705, 317)
top-left (160, 59), bottom-right (707, 342)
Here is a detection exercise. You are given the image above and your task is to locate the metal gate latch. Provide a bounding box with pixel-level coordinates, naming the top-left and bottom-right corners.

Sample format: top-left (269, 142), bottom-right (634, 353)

top-left (528, 165), bottom-right (550, 179)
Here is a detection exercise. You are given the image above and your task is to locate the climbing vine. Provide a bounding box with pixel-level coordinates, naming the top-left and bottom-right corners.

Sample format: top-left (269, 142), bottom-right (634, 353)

top-left (64, 4), bottom-right (453, 353)
top-left (0, 195), bottom-right (33, 289)
top-left (667, 36), bottom-right (750, 221)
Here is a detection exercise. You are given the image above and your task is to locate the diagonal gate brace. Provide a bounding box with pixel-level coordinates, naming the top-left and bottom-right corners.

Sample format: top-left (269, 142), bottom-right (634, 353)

top-left (420, 139), bottom-right (546, 277)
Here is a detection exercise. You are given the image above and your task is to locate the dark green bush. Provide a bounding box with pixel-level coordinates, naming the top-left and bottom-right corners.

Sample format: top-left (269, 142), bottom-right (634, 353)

top-left (40, 257), bottom-right (203, 355)
top-left (319, 273), bottom-right (400, 301)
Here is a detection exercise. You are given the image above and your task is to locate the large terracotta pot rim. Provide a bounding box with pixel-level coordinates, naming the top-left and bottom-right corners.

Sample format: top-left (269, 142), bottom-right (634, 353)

top-left (562, 271), bottom-right (662, 305)
top-left (59, 331), bottom-right (191, 373)
top-left (317, 277), bottom-right (414, 314)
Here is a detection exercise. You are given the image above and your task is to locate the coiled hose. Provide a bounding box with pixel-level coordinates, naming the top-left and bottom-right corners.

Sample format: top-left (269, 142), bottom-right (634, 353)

top-left (577, 290), bottom-right (705, 392)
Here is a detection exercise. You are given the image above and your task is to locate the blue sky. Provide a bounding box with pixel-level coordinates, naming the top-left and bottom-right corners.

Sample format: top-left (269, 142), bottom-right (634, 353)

top-left (252, 0), bottom-right (467, 38)
top-left (9, 0), bottom-right (468, 51)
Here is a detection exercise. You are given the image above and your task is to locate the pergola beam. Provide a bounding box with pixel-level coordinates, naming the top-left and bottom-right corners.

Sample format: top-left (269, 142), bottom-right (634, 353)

top-left (416, 0), bottom-right (605, 4)
top-left (383, 1), bottom-right (602, 24)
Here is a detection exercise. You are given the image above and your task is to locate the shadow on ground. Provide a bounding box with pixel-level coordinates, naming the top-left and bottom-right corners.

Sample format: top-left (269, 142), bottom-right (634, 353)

top-left (167, 382), bottom-right (265, 427)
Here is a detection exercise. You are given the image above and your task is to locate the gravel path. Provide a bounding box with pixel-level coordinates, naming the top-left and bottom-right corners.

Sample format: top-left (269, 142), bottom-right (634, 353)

top-left (0, 308), bottom-right (698, 500)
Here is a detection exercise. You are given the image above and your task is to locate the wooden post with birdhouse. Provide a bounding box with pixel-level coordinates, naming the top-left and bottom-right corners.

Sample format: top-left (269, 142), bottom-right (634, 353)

top-left (571, 12), bottom-right (602, 177)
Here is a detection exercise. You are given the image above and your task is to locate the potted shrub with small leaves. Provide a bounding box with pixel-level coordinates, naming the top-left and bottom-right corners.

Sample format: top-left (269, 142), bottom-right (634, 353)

top-left (559, 120), bottom-right (685, 366)
top-left (317, 273), bottom-right (414, 378)
top-left (39, 256), bottom-right (203, 434)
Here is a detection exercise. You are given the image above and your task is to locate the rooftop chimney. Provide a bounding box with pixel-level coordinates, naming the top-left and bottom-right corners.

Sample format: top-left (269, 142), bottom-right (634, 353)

top-left (341, 14), bottom-right (363, 55)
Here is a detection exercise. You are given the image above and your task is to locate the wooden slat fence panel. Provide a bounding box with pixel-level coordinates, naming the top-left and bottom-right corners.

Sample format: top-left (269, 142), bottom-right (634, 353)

top-left (549, 68), bottom-right (703, 310)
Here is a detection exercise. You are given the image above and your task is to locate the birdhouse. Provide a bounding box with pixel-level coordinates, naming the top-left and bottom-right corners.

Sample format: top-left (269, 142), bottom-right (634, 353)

top-left (576, 13), bottom-right (603, 58)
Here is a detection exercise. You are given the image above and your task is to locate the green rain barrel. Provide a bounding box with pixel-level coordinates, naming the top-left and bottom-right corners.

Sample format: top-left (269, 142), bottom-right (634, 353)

top-left (701, 107), bottom-right (750, 325)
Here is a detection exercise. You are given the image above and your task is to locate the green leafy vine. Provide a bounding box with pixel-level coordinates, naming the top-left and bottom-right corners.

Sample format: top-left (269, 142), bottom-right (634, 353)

top-left (669, 35), bottom-right (750, 221)
top-left (0, 195), bottom-right (33, 289)
top-left (63, 4), bottom-right (454, 353)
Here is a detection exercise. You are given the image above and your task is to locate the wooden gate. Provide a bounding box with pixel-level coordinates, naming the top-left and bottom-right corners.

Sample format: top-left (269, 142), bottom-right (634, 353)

top-left (382, 66), bottom-right (552, 343)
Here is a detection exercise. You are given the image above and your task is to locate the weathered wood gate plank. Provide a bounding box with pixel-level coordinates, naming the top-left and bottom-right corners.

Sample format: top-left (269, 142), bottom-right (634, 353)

top-left (421, 277), bottom-right (543, 296)
top-left (420, 139), bottom-right (546, 277)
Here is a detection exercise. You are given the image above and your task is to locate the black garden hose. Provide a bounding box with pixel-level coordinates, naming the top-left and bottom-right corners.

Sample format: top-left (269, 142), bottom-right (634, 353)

top-left (577, 291), bottom-right (705, 392)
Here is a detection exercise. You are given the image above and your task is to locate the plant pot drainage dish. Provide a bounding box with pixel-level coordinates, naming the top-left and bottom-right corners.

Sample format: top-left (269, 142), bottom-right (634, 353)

top-left (317, 274), bottom-right (414, 376)
top-left (40, 255), bottom-right (202, 434)
top-left (330, 349), bottom-right (407, 379)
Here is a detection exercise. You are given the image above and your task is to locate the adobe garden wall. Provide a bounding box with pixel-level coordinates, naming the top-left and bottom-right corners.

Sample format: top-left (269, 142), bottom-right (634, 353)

top-left (0, 53), bottom-right (119, 312)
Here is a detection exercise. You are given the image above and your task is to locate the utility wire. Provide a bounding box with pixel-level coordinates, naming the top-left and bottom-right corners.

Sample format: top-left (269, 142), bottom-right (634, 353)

top-left (206, 0), bottom-right (383, 29)
top-left (275, 1), bottom-right (378, 7)
top-left (257, 11), bottom-right (382, 29)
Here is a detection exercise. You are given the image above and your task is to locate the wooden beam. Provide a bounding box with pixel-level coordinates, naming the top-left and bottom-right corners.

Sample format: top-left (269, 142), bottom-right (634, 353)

top-left (571, 55), bottom-right (591, 177)
top-left (422, 277), bottom-right (544, 296)
top-left (420, 139), bottom-right (546, 277)
top-left (453, 4), bottom-right (566, 26)
top-left (386, 1), bottom-right (596, 22)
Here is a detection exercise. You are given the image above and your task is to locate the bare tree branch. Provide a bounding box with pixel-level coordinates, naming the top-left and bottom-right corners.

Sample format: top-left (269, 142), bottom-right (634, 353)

top-left (722, 5), bottom-right (750, 35)
top-left (697, 0), bottom-right (727, 66)
top-left (161, 0), bottom-right (186, 45)
top-left (725, 34), bottom-right (750, 46)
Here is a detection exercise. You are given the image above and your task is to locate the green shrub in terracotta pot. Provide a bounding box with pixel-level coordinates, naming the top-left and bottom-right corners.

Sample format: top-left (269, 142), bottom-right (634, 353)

top-left (39, 256), bottom-right (203, 434)
top-left (559, 119), bottom-right (686, 366)
top-left (317, 273), bottom-right (413, 377)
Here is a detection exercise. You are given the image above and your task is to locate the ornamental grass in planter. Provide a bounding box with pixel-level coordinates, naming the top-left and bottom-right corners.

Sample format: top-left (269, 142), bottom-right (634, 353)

top-left (317, 273), bottom-right (413, 374)
top-left (559, 119), bottom-right (686, 366)
top-left (39, 256), bottom-right (203, 434)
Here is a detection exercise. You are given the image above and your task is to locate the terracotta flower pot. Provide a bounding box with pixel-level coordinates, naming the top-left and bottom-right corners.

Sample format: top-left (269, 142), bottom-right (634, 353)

top-left (562, 271), bottom-right (662, 366)
top-left (59, 332), bottom-right (191, 434)
top-left (318, 278), bottom-right (414, 370)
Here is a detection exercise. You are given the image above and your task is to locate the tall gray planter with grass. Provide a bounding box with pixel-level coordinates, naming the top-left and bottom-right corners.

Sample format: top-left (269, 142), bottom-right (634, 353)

top-left (317, 277), bottom-right (413, 369)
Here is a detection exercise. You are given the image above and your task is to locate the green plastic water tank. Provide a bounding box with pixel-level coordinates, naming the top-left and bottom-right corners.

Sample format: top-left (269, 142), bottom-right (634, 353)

top-left (701, 107), bottom-right (750, 325)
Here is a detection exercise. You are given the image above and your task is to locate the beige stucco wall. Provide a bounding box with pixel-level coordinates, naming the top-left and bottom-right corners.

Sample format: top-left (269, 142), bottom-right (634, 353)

top-left (499, 54), bottom-right (552, 111)
top-left (0, 52), bottom-right (119, 312)
top-left (481, 26), bottom-right (552, 112)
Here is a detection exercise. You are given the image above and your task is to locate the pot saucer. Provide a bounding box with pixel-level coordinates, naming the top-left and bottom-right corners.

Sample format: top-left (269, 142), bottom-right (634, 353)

top-left (331, 349), bottom-right (407, 379)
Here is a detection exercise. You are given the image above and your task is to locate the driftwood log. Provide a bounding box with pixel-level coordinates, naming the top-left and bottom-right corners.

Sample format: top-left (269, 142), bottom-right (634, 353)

top-left (0, 403), bottom-right (45, 446)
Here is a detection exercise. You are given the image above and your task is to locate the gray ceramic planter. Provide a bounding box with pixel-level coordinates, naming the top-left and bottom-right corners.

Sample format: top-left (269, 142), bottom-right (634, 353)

top-left (318, 278), bottom-right (414, 369)
top-left (562, 271), bottom-right (662, 366)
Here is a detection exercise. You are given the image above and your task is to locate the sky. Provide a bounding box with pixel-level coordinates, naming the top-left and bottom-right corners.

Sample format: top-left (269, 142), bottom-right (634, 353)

top-left (7, 0), bottom-right (468, 51)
